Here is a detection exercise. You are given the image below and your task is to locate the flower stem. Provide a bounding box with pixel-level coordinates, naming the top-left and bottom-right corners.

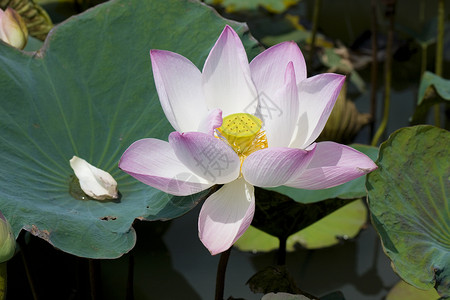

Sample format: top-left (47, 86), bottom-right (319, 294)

top-left (0, 263), bottom-right (6, 300)
top-left (369, 0), bottom-right (379, 141)
top-left (309, 0), bottom-right (321, 69)
top-left (420, 45), bottom-right (427, 77)
top-left (277, 237), bottom-right (287, 265)
top-left (89, 258), bottom-right (101, 300)
top-left (126, 254), bottom-right (134, 300)
top-left (215, 247), bottom-right (232, 300)
top-left (371, 0), bottom-right (396, 146)
top-left (17, 235), bottom-right (38, 300)
top-left (434, 0), bottom-right (445, 127)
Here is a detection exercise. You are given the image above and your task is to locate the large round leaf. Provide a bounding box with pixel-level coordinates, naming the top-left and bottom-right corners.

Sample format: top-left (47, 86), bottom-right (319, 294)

top-left (0, 0), bottom-right (260, 258)
top-left (411, 71), bottom-right (450, 126)
top-left (367, 125), bottom-right (450, 297)
top-left (386, 280), bottom-right (440, 300)
top-left (203, 0), bottom-right (299, 13)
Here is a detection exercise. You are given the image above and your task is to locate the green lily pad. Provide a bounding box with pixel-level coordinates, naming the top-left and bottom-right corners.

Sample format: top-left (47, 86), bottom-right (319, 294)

top-left (411, 71), bottom-right (450, 126)
top-left (395, 19), bottom-right (437, 47)
top-left (411, 71), bottom-right (450, 125)
top-left (248, 266), bottom-right (315, 297)
top-left (386, 280), bottom-right (441, 300)
top-left (0, 0), bottom-right (260, 258)
top-left (366, 125), bottom-right (450, 297)
top-left (235, 199), bottom-right (366, 252)
top-left (287, 199), bottom-right (366, 249)
top-left (251, 188), bottom-right (352, 239)
top-left (267, 145), bottom-right (378, 204)
top-left (262, 292), bottom-right (312, 300)
top-left (203, 0), bottom-right (299, 13)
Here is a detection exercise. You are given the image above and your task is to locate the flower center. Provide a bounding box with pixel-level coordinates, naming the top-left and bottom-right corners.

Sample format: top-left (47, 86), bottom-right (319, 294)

top-left (217, 113), bottom-right (268, 166)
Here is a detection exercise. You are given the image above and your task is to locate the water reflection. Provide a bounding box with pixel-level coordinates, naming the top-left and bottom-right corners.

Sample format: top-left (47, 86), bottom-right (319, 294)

top-left (249, 226), bottom-right (399, 300)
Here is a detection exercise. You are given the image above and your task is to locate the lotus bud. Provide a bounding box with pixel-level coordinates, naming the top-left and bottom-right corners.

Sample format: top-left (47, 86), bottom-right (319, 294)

top-left (69, 156), bottom-right (118, 200)
top-left (0, 7), bottom-right (28, 50)
top-left (0, 211), bottom-right (15, 263)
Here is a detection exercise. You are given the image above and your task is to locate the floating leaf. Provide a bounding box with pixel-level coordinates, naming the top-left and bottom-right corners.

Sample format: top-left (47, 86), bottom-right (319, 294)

top-left (0, 0), bottom-right (260, 258)
top-left (386, 280), bottom-right (441, 300)
top-left (367, 125), bottom-right (450, 297)
top-left (411, 71), bottom-right (450, 126)
top-left (267, 145), bottom-right (378, 204)
top-left (262, 292), bottom-right (312, 300)
top-left (320, 48), bottom-right (366, 93)
top-left (287, 199), bottom-right (366, 249)
top-left (396, 18), bottom-right (437, 47)
top-left (252, 188), bottom-right (352, 239)
top-left (235, 199), bottom-right (366, 252)
top-left (203, 0), bottom-right (299, 13)
top-left (261, 30), bottom-right (333, 49)
top-left (248, 266), bottom-right (317, 298)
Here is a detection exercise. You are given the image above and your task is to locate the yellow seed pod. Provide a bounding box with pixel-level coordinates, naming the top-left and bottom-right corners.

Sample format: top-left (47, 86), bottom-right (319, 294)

top-left (219, 113), bottom-right (262, 153)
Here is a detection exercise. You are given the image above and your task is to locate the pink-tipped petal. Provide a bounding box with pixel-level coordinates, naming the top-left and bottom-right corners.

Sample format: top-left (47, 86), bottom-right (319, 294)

top-left (242, 145), bottom-right (316, 187)
top-left (198, 178), bottom-right (255, 255)
top-left (289, 73), bottom-right (346, 149)
top-left (202, 25), bottom-right (258, 116)
top-left (169, 131), bottom-right (240, 184)
top-left (250, 41), bottom-right (307, 96)
top-left (197, 108), bottom-right (223, 136)
top-left (150, 50), bottom-right (208, 132)
top-left (119, 139), bottom-right (213, 196)
top-left (286, 142), bottom-right (378, 189)
top-left (262, 62), bottom-right (299, 148)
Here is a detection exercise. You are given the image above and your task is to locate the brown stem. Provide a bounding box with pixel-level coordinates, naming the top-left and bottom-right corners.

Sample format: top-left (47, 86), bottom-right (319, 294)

top-left (215, 248), bottom-right (232, 300)
top-left (369, 0), bottom-right (379, 140)
top-left (89, 259), bottom-right (101, 300)
top-left (308, 0), bottom-right (322, 69)
top-left (277, 237), bottom-right (287, 266)
top-left (17, 235), bottom-right (38, 300)
top-left (371, 0), bottom-right (396, 146)
top-left (434, 0), bottom-right (445, 126)
top-left (126, 254), bottom-right (134, 300)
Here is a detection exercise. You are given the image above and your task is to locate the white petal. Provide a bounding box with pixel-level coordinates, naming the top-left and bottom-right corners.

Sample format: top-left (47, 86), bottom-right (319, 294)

top-left (119, 139), bottom-right (213, 196)
top-left (150, 50), bottom-right (208, 132)
top-left (197, 108), bottom-right (223, 135)
top-left (70, 156), bottom-right (118, 200)
top-left (202, 25), bottom-right (258, 116)
top-left (289, 73), bottom-right (345, 149)
top-left (262, 62), bottom-right (299, 148)
top-left (169, 131), bottom-right (240, 184)
top-left (198, 178), bottom-right (255, 255)
top-left (250, 41), bottom-right (307, 96)
top-left (286, 142), bottom-right (378, 189)
top-left (242, 145), bottom-right (315, 187)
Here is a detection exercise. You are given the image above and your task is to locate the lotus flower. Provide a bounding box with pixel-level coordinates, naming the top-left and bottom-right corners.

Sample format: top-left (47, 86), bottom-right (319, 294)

top-left (0, 7), bottom-right (28, 50)
top-left (119, 25), bottom-right (377, 255)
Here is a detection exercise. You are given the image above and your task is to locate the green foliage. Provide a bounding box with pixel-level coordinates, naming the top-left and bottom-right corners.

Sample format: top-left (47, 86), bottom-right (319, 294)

top-left (235, 199), bottom-right (367, 252)
top-left (367, 125), bottom-right (450, 298)
top-left (251, 188), bottom-right (352, 239)
top-left (268, 145), bottom-right (378, 204)
top-left (0, 0), bottom-right (260, 258)
top-left (386, 280), bottom-right (440, 300)
top-left (203, 0), bottom-right (299, 13)
top-left (411, 71), bottom-right (450, 126)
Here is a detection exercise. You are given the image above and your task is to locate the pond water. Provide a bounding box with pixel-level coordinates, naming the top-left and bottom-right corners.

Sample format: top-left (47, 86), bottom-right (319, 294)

top-left (99, 205), bottom-right (400, 300)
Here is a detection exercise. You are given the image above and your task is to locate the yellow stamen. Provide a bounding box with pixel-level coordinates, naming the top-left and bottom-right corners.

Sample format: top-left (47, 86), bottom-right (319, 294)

top-left (217, 113), bottom-right (268, 167)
